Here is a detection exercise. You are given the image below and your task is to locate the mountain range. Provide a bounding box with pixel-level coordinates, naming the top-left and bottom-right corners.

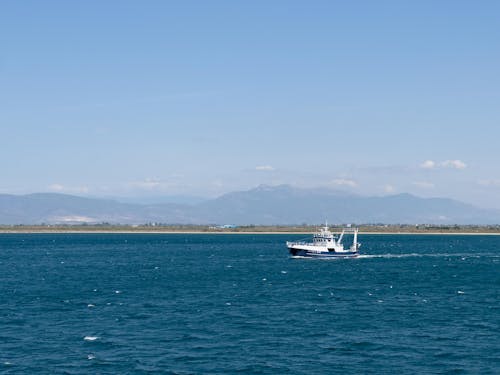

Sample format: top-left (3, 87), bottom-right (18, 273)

top-left (0, 185), bottom-right (498, 225)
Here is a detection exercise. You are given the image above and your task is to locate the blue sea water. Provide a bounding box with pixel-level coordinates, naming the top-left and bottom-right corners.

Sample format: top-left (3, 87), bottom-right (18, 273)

top-left (0, 233), bottom-right (499, 374)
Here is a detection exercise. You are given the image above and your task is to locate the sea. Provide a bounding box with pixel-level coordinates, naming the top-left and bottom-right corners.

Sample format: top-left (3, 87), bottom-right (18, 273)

top-left (0, 233), bottom-right (499, 374)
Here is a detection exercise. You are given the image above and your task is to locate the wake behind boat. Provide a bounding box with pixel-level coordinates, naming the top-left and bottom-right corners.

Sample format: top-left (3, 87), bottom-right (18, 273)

top-left (287, 224), bottom-right (360, 258)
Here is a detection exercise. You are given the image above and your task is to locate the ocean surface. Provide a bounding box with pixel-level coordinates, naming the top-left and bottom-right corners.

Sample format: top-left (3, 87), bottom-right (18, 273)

top-left (0, 233), bottom-right (499, 374)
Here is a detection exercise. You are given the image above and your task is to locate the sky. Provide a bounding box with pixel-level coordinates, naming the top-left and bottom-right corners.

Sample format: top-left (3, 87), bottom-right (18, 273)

top-left (1, 1), bottom-right (499, 207)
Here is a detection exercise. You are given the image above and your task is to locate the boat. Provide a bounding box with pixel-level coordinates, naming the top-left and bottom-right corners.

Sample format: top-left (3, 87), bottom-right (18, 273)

top-left (286, 223), bottom-right (360, 258)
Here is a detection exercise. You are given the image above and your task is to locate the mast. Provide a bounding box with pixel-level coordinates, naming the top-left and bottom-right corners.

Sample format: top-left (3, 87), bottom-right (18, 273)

top-left (338, 229), bottom-right (344, 245)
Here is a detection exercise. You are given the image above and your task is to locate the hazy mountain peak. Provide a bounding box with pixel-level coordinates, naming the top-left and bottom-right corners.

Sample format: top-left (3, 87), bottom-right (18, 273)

top-left (253, 184), bottom-right (292, 192)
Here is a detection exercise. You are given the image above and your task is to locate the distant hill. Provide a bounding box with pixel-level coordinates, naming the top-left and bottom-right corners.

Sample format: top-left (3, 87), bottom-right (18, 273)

top-left (191, 185), bottom-right (500, 225)
top-left (0, 186), bottom-right (499, 225)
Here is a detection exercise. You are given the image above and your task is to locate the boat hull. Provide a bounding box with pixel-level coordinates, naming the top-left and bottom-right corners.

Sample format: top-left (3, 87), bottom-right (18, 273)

top-left (288, 248), bottom-right (358, 258)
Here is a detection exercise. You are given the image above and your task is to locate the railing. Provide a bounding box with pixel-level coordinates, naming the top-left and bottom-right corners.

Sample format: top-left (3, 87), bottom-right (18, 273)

top-left (286, 241), bottom-right (312, 246)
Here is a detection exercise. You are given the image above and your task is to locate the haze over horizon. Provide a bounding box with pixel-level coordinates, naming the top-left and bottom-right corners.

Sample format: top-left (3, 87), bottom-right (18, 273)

top-left (2, 1), bottom-right (499, 209)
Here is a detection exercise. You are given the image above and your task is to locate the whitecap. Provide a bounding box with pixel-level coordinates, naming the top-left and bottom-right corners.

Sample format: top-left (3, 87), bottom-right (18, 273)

top-left (281, 271), bottom-right (287, 274)
top-left (262, 278), bottom-right (267, 281)
top-left (87, 354), bottom-right (95, 360)
top-left (225, 302), bottom-right (231, 306)
top-left (115, 290), bottom-right (121, 294)
top-left (457, 290), bottom-right (465, 294)
top-left (87, 304), bottom-right (95, 308)
top-left (84, 336), bottom-right (98, 341)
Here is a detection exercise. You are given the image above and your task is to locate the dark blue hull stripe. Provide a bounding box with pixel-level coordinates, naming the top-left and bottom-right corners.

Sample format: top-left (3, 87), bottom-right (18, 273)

top-left (289, 249), bottom-right (358, 258)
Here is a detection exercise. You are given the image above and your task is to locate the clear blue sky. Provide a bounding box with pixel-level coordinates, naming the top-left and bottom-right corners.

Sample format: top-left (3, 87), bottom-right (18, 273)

top-left (1, 1), bottom-right (499, 207)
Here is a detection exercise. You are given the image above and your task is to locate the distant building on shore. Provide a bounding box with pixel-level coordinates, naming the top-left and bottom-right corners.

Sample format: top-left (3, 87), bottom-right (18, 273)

top-left (209, 224), bottom-right (238, 229)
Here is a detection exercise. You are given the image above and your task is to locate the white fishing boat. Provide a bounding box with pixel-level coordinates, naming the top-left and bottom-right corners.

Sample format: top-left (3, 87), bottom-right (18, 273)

top-left (286, 223), bottom-right (360, 258)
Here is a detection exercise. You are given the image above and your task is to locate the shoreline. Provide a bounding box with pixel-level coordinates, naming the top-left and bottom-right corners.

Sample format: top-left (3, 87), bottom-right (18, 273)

top-left (1, 230), bottom-right (500, 235)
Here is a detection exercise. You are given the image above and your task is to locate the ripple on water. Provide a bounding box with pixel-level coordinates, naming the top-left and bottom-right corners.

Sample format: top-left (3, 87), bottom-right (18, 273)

top-left (0, 233), bottom-right (498, 373)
